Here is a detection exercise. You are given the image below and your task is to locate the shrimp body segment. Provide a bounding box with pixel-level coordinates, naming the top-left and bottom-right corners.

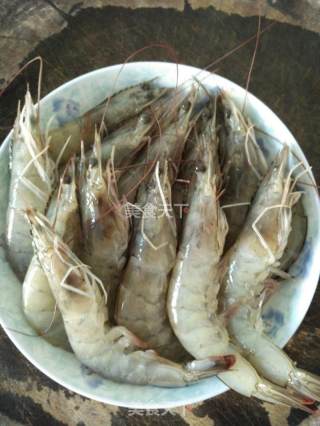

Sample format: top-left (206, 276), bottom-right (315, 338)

top-left (220, 147), bottom-right (320, 401)
top-left (6, 91), bottom-right (55, 279)
top-left (27, 210), bottom-right (232, 387)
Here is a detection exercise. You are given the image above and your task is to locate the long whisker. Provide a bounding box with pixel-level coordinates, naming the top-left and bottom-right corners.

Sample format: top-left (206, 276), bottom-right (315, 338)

top-left (242, 16), bottom-right (261, 113)
top-left (252, 204), bottom-right (290, 262)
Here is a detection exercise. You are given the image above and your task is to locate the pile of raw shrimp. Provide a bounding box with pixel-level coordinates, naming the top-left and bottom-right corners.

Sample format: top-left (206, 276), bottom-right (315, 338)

top-left (6, 78), bottom-right (320, 412)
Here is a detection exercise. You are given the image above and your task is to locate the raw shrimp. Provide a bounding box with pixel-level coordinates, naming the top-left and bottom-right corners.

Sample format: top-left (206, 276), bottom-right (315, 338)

top-left (6, 90), bottom-right (55, 279)
top-left (173, 100), bottom-right (218, 237)
top-left (218, 91), bottom-right (268, 251)
top-left (79, 132), bottom-right (129, 321)
top-left (26, 209), bottom-right (233, 387)
top-left (22, 159), bottom-right (81, 347)
top-left (219, 147), bottom-right (320, 401)
top-left (115, 161), bottom-right (187, 361)
top-left (117, 88), bottom-right (198, 202)
top-left (47, 80), bottom-right (167, 163)
top-left (97, 88), bottom-right (176, 167)
top-left (167, 138), bottom-right (312, 410)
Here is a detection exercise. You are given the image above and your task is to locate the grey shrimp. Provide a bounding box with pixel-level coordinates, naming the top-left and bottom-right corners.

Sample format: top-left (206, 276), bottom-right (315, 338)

top-left (220, 147), bottom-right (320, 402)
top-left (116, 160), bottom-right (187, 361)
top-left (6, 90), bottom-right (55, 278)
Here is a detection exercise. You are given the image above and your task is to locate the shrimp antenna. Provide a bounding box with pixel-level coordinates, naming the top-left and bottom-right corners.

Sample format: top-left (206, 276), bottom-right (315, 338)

top-left (290, 165), bottom-right (313, 194)
top-left (153, 20), bottom-right (275, 118)
top-left (110, 145), bottom-right (119, 195)
top-left (281, 161), bottom-right (303, 205)
top-left (252, 203), bottom-right (291, 263)
top-left (244, 125), bottom-right (263, 180)
top-left (98, 42), bottom-right (179, 136)
top-left (254, 127), bottom-right (319, 192)
top-left (93, 127), bottom-right (103, 179)
top-left (0, 56), bottom-right (43, 98)
top-left (155, 161), bottom-right (171, 219)
top-left (122, 154), bottom-right (160, 204)
top-left (192, 77), bottom-right (212, 105)
top-left (127, 201), bottom-right (168, 251)
top-left (52, 158), bottom-right (74, 228)
top-left (37, 301), bottom-right (60, 338)
top-left (18, 145), bottom-right (51, 203)
top-left (29, 209), bottom-right (109, 303)
top-left (55, 136), bottom-right (72, 170)
top-left (242, 15), bottom-right (261, 113)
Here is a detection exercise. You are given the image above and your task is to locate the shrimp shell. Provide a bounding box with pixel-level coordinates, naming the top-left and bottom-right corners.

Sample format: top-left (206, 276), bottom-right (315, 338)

top-left (22, 159), bottom-right (81, 347)
top-left (79, 132), bottom-right (129, 321)
top-left (115, 161), bottom-right (187, 361)
top-left (6, 91), bottom-right (55, 279)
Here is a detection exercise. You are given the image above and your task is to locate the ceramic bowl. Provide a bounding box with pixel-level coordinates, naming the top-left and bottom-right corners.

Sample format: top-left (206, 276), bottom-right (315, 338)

top-left (0, 62), bottom-right (319, 408)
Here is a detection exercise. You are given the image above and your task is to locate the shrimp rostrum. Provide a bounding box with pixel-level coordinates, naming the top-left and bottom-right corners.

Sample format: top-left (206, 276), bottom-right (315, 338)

top-left (26, 209), bottom-right (233, 387)
top-left (220, 146), bottom-right (320, 402)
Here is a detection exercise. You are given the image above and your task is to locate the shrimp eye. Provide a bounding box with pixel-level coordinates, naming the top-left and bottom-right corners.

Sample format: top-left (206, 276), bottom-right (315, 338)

top-left (140, 112), bottom-right (150, 124)
top-left (63, 175), bottom-right (72, 184)
top-left (225, 109), bottom-right (231, 119)
top-left (141, 82), bottom-right (151, 91)
top-left (89, 158), bottom-right (98, 168)
top-left (182, 100), bottom-right (192, 112)
top-left (196, 162), bottom-right (207, 173)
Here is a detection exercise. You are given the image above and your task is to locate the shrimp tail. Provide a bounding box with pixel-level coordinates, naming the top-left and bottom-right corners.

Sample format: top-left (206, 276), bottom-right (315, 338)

top-left (288, 369), bottom-right (320, 402)
top-left (253, 379), bottom-right (315, 413)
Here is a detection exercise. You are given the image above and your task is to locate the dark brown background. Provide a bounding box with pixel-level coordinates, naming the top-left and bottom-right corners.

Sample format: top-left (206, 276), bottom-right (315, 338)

top-left (0, 2), bottom-right (319, 425)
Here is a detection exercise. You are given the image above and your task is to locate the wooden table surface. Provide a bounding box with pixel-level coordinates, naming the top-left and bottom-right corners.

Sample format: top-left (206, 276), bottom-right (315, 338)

top-left (0, 3), bottom-right (319, 426)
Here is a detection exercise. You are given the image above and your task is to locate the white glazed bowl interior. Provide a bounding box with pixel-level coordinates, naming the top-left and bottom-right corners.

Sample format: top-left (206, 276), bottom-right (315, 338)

top-left (0, 62), bottom-right (319, 409)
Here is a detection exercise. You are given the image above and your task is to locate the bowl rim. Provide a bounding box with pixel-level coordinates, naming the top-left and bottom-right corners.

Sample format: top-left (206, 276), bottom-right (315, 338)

top-left (1, 60), bottom-right (319, 409)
